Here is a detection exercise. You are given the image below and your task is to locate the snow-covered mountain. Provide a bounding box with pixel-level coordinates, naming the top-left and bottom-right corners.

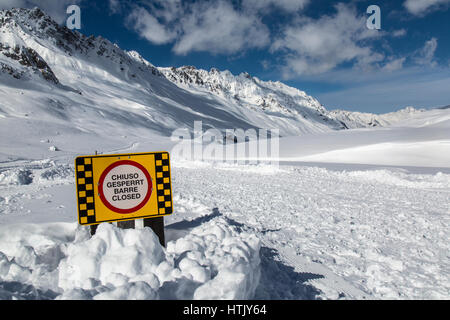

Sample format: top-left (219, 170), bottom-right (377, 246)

top-left (158, 66), bottom-right (429, 130)
top-left (328, 106), bottom-right (427, 129)
top-left (0, 6), bottom-right (428, 151)
top-left (158, 65), bottom-right (348, 131)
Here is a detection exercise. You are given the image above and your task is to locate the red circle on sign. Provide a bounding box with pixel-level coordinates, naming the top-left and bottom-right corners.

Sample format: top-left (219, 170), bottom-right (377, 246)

top-left (98, 160), bottom-right (152, 214)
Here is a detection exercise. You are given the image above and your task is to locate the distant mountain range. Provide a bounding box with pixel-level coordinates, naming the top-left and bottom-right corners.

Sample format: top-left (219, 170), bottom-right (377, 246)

top-left (0, 7), bottom-right (429, 140)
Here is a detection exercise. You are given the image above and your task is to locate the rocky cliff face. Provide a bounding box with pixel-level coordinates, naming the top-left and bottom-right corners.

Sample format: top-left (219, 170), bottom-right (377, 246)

top-left (0, 7), bottom-right (162, 84)
top-left (0, 42), bottom-right (59, 83)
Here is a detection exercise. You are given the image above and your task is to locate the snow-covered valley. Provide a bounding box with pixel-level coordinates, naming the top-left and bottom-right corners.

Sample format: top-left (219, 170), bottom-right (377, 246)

top-left (0, 8), bottom-right (449, 300)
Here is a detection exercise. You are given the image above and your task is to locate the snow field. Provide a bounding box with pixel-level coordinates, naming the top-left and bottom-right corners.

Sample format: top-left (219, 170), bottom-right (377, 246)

top-left (292, 140), bottom-right (450, 168)
top-left (170, 162), bottom-right (450, 299)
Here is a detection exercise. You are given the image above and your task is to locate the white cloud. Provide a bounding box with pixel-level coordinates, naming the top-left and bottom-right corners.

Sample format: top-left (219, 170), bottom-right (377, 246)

top-left (173, 1), bottom-right (269, 55)
top-left (242, 0), bottom-right (310, 13)
top-left (108, 0), bottom-right (121, 14)
top-left (127, 7), bottom-right (177, 45)
top-left (392, 29), bottom-right (407, 37)
top-left (127, 0), bottom-right (270, 55)
top-left (414, 38), bottom-right (438, 66)
top-left (404, 0), bottom-right (450, 16)
top-left (0, 0), bottom-right (82, 24)
top-left (382, 57), bottom-right (406, 72)
top-left (116, 0), bottom-right (444, 79)
top-left (271, 4), bottom-right (384, 77)
top-left (142, 0), bottom-right (183, 23)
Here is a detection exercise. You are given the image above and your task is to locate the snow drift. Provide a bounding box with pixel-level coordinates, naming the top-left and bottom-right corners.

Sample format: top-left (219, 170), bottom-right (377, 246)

top-left (0, 219), bottom-right (260, 300)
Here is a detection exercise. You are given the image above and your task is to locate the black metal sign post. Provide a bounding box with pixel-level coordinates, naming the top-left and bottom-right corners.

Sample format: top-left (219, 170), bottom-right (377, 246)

top-left (117, 220), bottom-right (135, 229)
top-left (144, 217), bottom-right (165, 247)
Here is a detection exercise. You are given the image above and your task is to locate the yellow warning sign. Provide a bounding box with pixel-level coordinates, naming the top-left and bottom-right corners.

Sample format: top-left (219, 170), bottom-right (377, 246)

top-left (75, 152), bottom-right (173, 225)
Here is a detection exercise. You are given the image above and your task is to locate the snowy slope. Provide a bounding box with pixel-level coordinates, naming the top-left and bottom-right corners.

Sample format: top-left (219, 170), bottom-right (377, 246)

top-left (0, 6), bottom-right (341, 154)
top-left (0, 6), bottom-right (430, 165)
top-left (279, 108), bottom-right (450, 168)
top-left (158, 65), bottom-right (348, 133)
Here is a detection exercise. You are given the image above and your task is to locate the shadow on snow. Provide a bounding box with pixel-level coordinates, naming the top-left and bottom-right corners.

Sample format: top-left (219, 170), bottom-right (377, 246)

top-left (0, 281), bottom-right (59, 300)
top-left (255, 247), bottom-right (324, 300)
top-left (166, 208), bottom-right (324, 300)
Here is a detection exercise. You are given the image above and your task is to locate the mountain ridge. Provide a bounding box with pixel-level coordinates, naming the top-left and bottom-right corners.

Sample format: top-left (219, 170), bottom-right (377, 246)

top-left (0, 7), bottom-right (429, 141)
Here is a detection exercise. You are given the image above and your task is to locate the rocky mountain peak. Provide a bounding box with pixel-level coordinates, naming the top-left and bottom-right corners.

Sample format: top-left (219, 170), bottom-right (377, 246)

top-left (0, 7), bottom-right (162, 84)
top-left (157, 64), bottom-right (343, 128)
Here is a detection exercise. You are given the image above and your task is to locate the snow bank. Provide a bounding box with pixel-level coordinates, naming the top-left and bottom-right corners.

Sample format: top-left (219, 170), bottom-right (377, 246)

top-left (345, 170), bottom-right (450, 189)
top-left (0, 162), bottom-right (73, 187)
top-left (0, 218), bottom-right (261, 300)
top-left (172, 160), bottom-right (285, 175)
top-left (0, 168), bottom-right (33, 185)
top-left (166, 218), bottom-right (261, 299)
top-left (38, 163), bottom-right (74, 183)
top-left (288, 140), bottom-right (450, 168)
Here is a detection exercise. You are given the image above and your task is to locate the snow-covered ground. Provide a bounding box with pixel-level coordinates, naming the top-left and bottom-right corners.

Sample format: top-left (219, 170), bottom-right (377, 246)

top-left (1, 109), bottom-right (449, 300)
top-left (280, 108), bottom-right (450, 168)
top-left (0, 126), bottom-right (449, 299)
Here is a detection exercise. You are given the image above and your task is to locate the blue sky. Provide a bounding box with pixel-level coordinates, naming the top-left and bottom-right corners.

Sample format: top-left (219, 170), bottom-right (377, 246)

top-left (2, 0), bottom-right (450, 113)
